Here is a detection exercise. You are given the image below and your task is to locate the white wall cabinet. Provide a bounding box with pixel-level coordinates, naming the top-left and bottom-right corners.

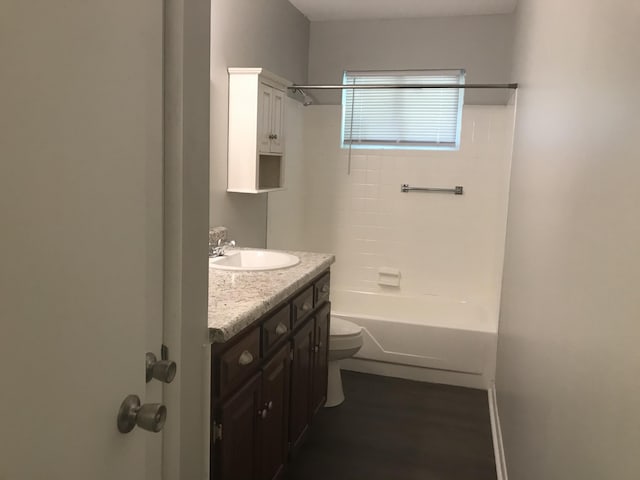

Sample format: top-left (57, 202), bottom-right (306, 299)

top-left (228, 68), bottom-right (290, 193)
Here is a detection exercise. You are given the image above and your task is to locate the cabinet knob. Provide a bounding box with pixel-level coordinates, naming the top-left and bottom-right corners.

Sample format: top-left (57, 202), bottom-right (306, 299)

top-left (301, 302), bottom-right (312, 312)
top-left (266, 400), bottom-right (273, 411)
top-left (320, 285), bottom-right (329, 294)
top-left (258, 408), bottom-right (267, 419)
top-left (238, 350), bottom-right (254, 366)
top-left (275, 322), bottom-right (288, 336)
top-left (313, 345), bottom-right (319, 353)
top-left (272, 134), bottom-right (278, 140)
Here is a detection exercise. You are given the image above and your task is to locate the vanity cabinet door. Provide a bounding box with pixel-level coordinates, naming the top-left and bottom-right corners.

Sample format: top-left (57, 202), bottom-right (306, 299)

top-left (289, 319), bottom-right (314, 454)
top-left (311, 302), bottom-right (330, 417)
top-left (260, 344), bottom-right (290, 480)
top-left (218, 372), bottom-right (262, 480)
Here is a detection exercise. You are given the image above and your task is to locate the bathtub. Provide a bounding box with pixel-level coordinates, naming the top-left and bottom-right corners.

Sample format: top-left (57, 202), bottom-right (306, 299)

top-left (331, 290), bottom-right (498, 389)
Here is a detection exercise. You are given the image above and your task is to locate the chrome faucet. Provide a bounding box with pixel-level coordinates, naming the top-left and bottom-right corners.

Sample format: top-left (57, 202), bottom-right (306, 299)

top-left (209, 238), bottom-right (236, 257)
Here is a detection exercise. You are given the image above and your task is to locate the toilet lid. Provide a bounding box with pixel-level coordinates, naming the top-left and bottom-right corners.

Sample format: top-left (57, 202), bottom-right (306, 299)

top-left (330, 317), bottom-right (362, 337)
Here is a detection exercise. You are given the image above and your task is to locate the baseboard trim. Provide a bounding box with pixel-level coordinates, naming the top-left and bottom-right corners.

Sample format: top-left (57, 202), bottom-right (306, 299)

top-left (488, 383), bottom-right (508, 480)
top-left (341, 358), bottom-right (487, 390)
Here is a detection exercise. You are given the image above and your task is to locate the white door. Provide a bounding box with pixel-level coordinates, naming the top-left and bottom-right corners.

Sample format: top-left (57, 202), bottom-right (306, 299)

top-left (1, 1), bottom-right (166, 479)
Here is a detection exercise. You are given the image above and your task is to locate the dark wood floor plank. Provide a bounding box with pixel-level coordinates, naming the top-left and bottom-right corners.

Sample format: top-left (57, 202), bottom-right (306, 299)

top-left (287, 371), bottom-right (496, 480)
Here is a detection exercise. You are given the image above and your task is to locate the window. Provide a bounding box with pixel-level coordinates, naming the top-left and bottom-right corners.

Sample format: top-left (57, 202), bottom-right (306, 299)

top-left (341, 70), bottom-right (465, 150)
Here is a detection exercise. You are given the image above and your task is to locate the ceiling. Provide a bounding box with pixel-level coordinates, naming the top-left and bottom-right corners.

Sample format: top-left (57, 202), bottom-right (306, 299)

top-left (289, 0), bottom-right (517, 21)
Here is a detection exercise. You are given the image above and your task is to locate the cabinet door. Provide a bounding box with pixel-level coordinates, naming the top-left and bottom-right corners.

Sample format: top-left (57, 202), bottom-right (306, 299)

top-left (289, 319), bottom-right (314, 454)
top-left (258, 83), bottom-right (273, 154)
top-left (269, 88), bottom-right (285, 154)
top-left (311, 302), bottom-right (331, 417)
top-left (218, 372), bottom-right (262, 480)
top-left (261, 344), bottom-right (291, 480)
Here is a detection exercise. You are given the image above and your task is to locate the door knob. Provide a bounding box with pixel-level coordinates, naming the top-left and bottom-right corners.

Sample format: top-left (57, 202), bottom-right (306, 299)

top-left (146, 352), bottom-right (177, 383)
top-left (117, 394), bottom-right (167, 433)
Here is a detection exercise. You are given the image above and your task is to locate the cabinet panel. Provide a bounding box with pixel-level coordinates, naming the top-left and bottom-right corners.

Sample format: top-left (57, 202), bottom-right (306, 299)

top-left (270, 88), bottom-right (285, 154)
top-left (218, 373), bottom-right (262, 480)
top-left (291, 286), bottom-right (314, 328)
top-left (289, 320), bottom-right (314, 453)
top-left (218, 328), bottom-right (260, 398)
top-left (262, 304), bottom-right (291, 356)
top-left (258, 83), bottom-right (273, 154)
top-left (261, 344), bottom-right (290, 480)
top-left (314, 273), bottom-right (331, 306)
top-left (311, 303), bottom-right (330, 417)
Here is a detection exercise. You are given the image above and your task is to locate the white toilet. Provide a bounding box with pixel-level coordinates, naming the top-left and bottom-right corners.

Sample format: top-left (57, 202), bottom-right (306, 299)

top-left (325, 317), bottom-right (364, 407)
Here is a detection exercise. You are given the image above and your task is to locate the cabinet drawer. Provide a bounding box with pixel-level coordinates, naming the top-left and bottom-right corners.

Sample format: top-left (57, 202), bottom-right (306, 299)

top-left (291, 286), bottom-right (314, 328)
top-left (262, 304), bottom-right (291, 356)
top-left (314, 273), bottom-right (330, 306)
top-left (218, 328), bottom-right (260, 396)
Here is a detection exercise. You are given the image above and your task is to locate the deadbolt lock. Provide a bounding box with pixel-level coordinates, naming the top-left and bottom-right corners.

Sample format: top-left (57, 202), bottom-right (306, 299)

top-left (146, 352), bottom-right (177, 384)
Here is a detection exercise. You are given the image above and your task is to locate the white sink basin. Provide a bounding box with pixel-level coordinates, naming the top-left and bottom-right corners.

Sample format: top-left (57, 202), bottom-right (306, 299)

top-left (209, 249), bottom-right (300, 271)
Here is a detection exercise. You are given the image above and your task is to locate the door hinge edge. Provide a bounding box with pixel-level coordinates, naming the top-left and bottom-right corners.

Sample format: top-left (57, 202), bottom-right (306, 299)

top-left (213, 421), bottom-right (223, 443)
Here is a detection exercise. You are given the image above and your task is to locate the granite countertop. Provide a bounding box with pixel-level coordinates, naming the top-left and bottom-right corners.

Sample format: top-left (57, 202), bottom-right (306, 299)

top-left (208, 250), bottom-right (335, 343)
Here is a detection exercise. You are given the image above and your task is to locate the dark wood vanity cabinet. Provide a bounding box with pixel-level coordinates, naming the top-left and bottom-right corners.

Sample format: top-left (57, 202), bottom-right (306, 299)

top-left (289, 301), bottom-right (331, 454)
top-left (289, 319), bottom-right (314, 453)
top-left (311, 302), bottom-right (330, 417)
top-left (218, 373), bottom-right (262, 480)
top-left (211, 271), bottom-right (331, 480)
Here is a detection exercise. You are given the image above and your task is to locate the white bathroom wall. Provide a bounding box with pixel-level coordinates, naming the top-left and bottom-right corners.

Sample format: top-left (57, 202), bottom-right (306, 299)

top-left (308, 15), bottom-right (515, 106)
top-left (267, 98), bottom-right (307, 250)
top-left (496, 0), bottom-right (640, 478)
top-left (209, 0), bottom-right (309, 247)
top-left (268, 104), bottom-right (515, 316)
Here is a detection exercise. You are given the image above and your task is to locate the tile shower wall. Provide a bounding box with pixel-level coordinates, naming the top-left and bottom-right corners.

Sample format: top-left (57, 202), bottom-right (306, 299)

top-left (268, 104), bottom-right (514, 316)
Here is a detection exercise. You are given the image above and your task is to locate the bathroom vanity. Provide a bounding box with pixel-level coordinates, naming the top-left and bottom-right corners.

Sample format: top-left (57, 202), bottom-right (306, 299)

top-left (208, 250), bottom-right (334, 480)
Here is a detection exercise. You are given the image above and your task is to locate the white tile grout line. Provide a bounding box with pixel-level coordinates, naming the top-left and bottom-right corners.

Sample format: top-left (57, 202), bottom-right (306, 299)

top-left (488, 382), bottom-right (508, 480)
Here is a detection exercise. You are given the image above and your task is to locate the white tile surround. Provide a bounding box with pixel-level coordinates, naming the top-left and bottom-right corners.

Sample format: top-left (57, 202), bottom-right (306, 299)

top-left (268, 104), bottom-right (515, 318)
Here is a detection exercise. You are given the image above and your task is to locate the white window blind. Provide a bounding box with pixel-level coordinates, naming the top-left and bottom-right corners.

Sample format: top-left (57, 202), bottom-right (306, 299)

top-left (341, 70), bottom-right (465, 149)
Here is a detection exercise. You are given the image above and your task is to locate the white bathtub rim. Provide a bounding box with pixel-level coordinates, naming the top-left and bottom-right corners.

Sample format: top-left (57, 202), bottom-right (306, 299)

top-left (330, 289), bottom-right (497, 333)
top-left (332, 310), bottom-right (496, 334)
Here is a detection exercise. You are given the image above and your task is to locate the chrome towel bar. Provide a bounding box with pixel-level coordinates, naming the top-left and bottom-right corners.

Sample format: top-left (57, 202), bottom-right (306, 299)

top-left (401, 184), bottom-right (464, 195)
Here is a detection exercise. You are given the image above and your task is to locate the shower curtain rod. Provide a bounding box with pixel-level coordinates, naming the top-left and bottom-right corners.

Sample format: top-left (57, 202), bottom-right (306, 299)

top-left (289, 83), bottom-right (518, 90)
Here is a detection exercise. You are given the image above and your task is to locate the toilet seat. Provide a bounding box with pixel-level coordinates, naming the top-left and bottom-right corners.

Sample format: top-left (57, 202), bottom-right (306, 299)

top-left (330, 317), bottom-right (362, 337)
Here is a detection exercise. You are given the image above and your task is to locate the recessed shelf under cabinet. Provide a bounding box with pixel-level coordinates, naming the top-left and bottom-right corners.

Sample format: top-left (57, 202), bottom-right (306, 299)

top-left (227, 67), bottom-right (290, 194)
